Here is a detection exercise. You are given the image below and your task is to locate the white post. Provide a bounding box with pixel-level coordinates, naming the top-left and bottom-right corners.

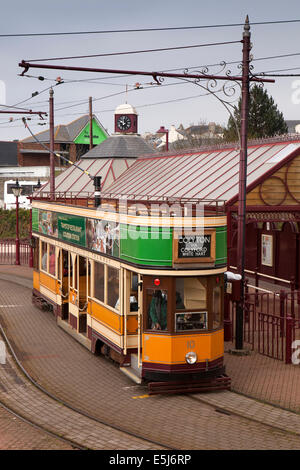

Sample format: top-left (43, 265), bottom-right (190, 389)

top-left (0, 340), bottom-right (6, 364)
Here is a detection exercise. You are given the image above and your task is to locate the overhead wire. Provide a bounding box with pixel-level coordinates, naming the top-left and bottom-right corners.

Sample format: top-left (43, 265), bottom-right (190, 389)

top-left (2, 18), bottom-right (300, 37)
top-left (26, 40), bottom-right (242, 62)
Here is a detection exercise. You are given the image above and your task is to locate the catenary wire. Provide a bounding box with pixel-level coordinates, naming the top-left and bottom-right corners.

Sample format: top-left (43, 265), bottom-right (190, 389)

top-left (2, 19), bottom-right (300, 37)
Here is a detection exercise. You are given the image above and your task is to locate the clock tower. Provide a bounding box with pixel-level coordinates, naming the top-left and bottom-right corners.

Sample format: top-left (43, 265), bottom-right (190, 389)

top-left (114, 103), bottom-right (138, 134)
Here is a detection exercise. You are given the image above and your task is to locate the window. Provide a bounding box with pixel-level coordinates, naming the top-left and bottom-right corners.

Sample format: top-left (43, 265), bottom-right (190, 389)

top-left (175, 277), bottom-right (207, 332)
top-left (175, 277), bottom-right (207, 310)
top-left (130, 273), bottom-right (138, 312)
top-left (147, 289), bottom-right (168, 331)
top-left (107, 266), bottom-right (119, 310)
top-left (94, 262), bottom-right (104, 302)
top-left (212, 286), bottom-right (222, 329)
top-left (33, 238), bottom-right (39, 270)
top-left (176, 311), bottom-right (207, 331)
top-left (41, 242), bottom-right (48, 271)
top-left (49, 245), bottom-right (56, 276)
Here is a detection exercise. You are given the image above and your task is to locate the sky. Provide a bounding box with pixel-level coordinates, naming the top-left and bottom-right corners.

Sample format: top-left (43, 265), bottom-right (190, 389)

top-left (0, 0), bottom-right (300, 141)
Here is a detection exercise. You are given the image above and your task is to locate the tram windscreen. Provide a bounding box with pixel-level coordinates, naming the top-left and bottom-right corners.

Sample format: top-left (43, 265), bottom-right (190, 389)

top-left (176, 311), bottom-right (207, 331)
top-left (175, 277), bottom-right (207, 310)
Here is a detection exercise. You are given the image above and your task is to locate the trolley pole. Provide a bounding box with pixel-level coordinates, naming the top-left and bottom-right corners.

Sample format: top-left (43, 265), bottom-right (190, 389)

top-left (49, 88), bottom-right (55, 199)
top-left (94, 176), bottom-right (102, 208)
top-left (89, 96), bottom-right (93, 150)
top-left (235, 16), bottom-right (251, 350)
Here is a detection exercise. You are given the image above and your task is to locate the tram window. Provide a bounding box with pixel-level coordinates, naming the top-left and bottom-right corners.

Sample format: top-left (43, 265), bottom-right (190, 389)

top-left (147, 289), bottom-right (168, 331)
top-left (41, 242), bottom-right (48, 272)
top-left (74, 257), bottom-right (78, 290)
top-left (213, 286), bottom-right (222, 329)
top-left (49, 245), bottom-right (56, 276)
top-left (130, 273), bottom-right (138, 312)
top-left (57, 250), bottom-right (61, 280)
top-left (33, 238), bottom-right (39, 270)
top-left (175, 277), bottom-right (207, 310)
top-left (107, 266), bottom-right (119, 310)
top-left (176, 311), bottom-right (207, 331)
top-left (94, 262), bottom-right (104, 302)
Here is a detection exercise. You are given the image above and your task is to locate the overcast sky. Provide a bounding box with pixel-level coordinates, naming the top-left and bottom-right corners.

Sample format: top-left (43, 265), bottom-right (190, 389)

top-left (0, 0), bottom-right (300, 141)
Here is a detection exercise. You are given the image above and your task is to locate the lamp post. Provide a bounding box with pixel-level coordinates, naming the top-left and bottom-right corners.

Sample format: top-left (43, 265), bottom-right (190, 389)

top-left (11, 179), bottom-right (23, 266)
top-left (156, 126), bottom-right (169, 151)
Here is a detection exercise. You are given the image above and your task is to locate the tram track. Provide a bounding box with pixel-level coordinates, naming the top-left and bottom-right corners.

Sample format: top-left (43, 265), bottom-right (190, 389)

top-left (3, 317), bottom-right (300, 450)
top-left (0, 320), bottom-right (170, 450)
top-left (0, 398), bottom-right (86, 450)
top-left (1, 274), bottom-right (300, 449)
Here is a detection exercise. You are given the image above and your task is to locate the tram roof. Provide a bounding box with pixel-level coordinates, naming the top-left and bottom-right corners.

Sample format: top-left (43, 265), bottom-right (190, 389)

top-left (101, 137), bottom-right (300, 205)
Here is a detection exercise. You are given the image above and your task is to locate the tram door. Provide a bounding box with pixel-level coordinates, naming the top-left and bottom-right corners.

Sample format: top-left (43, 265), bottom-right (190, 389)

top-left (123, 270), bottom-right (143, 367)
top-left (59, 249), bottom-right (69, 320)
top-left (77, 255), bottom-right (88, 334)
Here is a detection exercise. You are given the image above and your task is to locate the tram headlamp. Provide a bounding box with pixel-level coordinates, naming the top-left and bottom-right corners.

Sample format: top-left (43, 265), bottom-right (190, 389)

top-left (185, 351), bottom-right (197, 364)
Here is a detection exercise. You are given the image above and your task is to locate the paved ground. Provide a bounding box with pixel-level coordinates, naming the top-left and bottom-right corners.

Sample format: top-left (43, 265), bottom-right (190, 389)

top-left (0, 350), bottom-right (164, 450)
top-left (1, 265), bottom-right (300, 450)
top-left (0, 404), bottom-right (73, 450)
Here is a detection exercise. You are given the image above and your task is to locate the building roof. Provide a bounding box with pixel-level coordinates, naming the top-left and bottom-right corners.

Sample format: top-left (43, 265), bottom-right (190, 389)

top-left (22, 114), bottom-right (107, 143)
top-left (0, 141), bottom-right (18, 166)
top-left (36, 157), bottom-right (137, 196)
top-left (81, 134), bottom-right (156, 159)
top-left (115, 103), bottom-right (138, 115)
top-left (101, 137), bottom-right (300, 205)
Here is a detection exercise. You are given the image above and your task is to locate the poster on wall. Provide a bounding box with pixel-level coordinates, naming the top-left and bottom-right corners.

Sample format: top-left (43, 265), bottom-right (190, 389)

top-left (86, 218), bottom-right (120, 257)
top-left (261, 234), bottom-right (273, 267)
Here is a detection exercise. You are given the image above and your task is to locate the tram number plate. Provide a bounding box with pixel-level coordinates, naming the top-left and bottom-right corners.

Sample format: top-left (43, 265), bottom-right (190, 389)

top-left (177, 234), bottom-right (211, 259)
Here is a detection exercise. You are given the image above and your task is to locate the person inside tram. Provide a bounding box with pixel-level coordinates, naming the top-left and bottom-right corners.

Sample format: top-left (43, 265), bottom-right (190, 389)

top-left (149, 290), bottom-right (167, 330)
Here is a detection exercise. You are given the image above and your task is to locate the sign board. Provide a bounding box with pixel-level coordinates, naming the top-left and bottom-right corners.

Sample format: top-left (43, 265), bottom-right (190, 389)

top-left (173, 229), bottom-right (216, 264)
top-left (261, 234), bottom-right (273, 267)
top-left (58, 214), bottom-right (86, 246)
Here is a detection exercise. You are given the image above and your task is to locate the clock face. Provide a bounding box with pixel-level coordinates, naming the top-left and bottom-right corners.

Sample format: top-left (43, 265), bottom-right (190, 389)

top-left (117, 115), bottom-right (131, 131)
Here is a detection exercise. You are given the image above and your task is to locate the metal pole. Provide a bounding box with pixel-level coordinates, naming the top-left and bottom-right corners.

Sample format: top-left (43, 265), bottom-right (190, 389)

top-left (15, 193), bottom-right (20, 266)
top-left (49, 88), bottom-right (55, 199)
top-left (235, 16), bottom-right (251, 350)
top-left (94, 176), bottom-right (102, 208)
top-left (89, 96), bottom-right (93, 150)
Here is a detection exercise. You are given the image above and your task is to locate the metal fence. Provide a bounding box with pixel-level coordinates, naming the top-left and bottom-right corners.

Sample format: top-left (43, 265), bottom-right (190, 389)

top-left (0, 239), bottom-right (31, 265)
top-left (227, 287), bottom-right (300, 364)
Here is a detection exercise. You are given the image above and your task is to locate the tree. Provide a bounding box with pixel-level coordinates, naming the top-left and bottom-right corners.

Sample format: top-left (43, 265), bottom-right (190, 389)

top-left (223, 85), bottom-right (288, 141)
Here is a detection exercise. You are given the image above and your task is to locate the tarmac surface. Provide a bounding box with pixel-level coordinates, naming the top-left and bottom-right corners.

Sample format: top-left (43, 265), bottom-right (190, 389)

top-left (0, 265), bottom-right (300, 450)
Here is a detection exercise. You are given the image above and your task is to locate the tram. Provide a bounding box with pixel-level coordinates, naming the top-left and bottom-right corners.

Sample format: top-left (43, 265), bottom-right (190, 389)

top-left (31, 194), bottom-right (230, 394)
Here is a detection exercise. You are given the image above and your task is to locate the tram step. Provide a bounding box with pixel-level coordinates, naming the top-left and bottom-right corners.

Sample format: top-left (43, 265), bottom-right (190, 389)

top-left (120, 366), bottom-right (142, 384)
top-left (130, 353), bottom-right (142, 377)
top-left (148, 375), bottom-right (231, 395)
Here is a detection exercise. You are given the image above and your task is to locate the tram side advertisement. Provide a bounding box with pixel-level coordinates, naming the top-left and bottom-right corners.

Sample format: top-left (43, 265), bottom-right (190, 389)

top-left (33, 208), bottom-right (120, 257)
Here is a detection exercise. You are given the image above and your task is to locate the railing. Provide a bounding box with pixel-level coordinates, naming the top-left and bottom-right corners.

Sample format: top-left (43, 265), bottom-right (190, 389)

top-left (34, 191), bottom-right (95, 207)
top-left (226, 286), bottom-right (300, 364)
top-left (0, 239), bottom-right (31, 265)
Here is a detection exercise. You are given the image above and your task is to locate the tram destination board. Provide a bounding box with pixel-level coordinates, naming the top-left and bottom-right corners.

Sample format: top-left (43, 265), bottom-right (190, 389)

top-left (173, 229), bottom-right (216, 264)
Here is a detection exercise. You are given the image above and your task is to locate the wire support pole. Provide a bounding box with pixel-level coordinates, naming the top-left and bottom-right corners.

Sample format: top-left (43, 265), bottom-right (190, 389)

top-left (235, 16), bottom-right (251, 350)
top-left (89, 96), bottom-right (93, 150)
top-left (18, 60), bottom-right (275, 85)
top-left (49, 88), bottom-right (55, 198)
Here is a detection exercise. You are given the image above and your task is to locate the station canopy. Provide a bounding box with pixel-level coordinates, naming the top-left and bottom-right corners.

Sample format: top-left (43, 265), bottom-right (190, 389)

top-left (101, 137), bottom-right (300, 204)
top-left (37, 133), bottom-right (156, 196)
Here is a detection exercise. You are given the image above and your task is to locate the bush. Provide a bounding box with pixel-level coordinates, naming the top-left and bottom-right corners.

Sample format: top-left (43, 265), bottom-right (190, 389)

top-left (0, 208), bottom-right (30, 239)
